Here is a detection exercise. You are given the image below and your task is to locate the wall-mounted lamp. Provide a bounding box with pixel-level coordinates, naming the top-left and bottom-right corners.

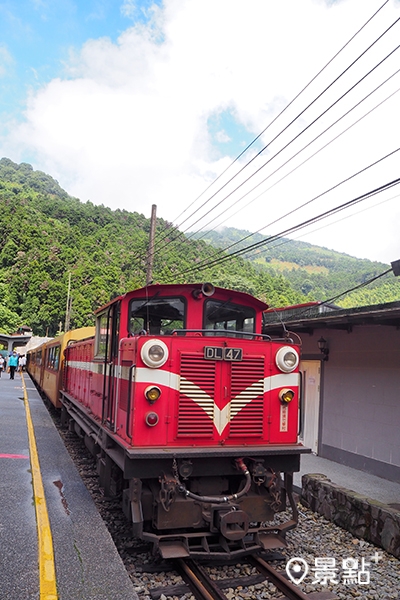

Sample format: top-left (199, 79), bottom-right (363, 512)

top-left (318, 337), bottom-right (329, 361)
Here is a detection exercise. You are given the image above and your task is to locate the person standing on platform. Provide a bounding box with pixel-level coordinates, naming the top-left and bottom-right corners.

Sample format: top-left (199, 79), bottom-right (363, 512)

top-left (0, 355), bottom-right (4, 377)
top-left (8, 351), bottom-right (18, 380)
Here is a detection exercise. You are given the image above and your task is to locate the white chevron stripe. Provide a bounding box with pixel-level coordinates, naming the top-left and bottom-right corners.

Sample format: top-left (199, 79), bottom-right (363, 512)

top-left (178, 378), bottom-right (214, 418)
top-left (267, 372), bottom-right (299, 391)
top-left (135, 367), bottom-right (180, 391)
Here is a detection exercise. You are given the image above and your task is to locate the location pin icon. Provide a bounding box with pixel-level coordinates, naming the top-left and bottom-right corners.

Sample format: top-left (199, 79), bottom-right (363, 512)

top-left (286, 557), bottom-right (309, 585)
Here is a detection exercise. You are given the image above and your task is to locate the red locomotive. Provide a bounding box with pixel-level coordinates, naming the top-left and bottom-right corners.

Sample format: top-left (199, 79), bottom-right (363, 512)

top-left (29, 283), bottom-right (307, 559)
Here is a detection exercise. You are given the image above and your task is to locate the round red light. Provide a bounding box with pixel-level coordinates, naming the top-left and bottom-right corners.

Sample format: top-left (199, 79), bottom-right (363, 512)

top-left (145, 412), bottom-right (159, 427)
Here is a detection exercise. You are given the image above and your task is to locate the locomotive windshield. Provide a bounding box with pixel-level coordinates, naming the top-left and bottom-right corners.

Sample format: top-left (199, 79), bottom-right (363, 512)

top-left (204, 299), bottom-right (255, 336)
top-left (129, 296), bottom-right (186, 335)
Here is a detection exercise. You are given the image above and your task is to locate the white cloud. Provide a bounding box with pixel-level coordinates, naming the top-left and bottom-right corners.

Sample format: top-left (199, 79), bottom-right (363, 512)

top-left (120, 0), bottom-right (138, 19)
top-left (215, 130), bottom-right (231, 144)
top-left (2, 0), bottom-right (400, 263)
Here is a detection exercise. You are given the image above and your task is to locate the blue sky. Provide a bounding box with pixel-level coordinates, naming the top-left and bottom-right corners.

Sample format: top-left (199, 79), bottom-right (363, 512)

top-left (0, 1), bottom-right (158, 116)
top-left (1, 0), bottom-right (400, 264)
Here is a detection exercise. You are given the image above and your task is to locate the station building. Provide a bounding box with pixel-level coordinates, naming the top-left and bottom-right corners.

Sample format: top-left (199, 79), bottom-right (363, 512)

top-left (263, 299), bottom-right (400, 484)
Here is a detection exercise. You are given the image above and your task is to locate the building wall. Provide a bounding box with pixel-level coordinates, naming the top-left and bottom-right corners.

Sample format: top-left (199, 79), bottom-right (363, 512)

top-left (300, 325), bottom-right (400, 482)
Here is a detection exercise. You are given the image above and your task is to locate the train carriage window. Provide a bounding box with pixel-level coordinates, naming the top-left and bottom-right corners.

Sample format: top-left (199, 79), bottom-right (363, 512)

top-left (204, 299), bottom-right (256, 337)
top-left (129, 297), bottom-right (186, 335)
top-left (46, 346), bottom-right (61, 370)
top-left (37, 350), bottom-right (42, 366)
top-left (53, 346), bottom-right (60, 370)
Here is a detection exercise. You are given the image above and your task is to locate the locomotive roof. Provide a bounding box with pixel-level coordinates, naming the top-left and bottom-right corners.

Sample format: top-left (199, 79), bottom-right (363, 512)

top-left (94, 283), bottom-right (269, 314)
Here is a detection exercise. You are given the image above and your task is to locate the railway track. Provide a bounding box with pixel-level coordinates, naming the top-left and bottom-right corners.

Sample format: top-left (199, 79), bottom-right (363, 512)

top-left (149, 555), bottom-right (339, 600)
top-left (48, 400), bottom-right (341, 600)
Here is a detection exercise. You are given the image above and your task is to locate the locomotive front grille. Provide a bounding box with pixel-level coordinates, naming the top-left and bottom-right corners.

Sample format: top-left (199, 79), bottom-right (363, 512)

top-left (177, 352), bottom-right (265, 439)
top-left (229, 357), bottom-right (264, 437)
top-left (178, 353), bottom-right (216, 436)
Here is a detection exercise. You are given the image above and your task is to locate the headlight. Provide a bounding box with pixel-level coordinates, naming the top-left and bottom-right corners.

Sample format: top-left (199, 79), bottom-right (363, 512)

top-left (145, 386), bottom-right (161, 403)
top-left (279, 388), bottom-right (295, 403)
top-left (275, 346), bottom-right (299, 373)
top-left (141, 339), bottom-right (169, 368)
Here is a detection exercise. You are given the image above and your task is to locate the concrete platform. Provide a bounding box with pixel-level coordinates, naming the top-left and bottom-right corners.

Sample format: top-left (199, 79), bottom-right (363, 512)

top-left (0, 373), bottom-right (138, 600)
top-left (295, 452), bottom-right (400, 558)
top-left (295, 453), bottom-right (400, 507)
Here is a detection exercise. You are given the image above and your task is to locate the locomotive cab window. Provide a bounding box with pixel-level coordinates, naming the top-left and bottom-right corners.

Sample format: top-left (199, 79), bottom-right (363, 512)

top-left (129, 296), bottom-right (185, 335)
top-left (204, 299), bottom-right (255, 337)
top-left (95, 303), bottom-right (120, 359)
top-left (95, 312), bottom-right (110, 358)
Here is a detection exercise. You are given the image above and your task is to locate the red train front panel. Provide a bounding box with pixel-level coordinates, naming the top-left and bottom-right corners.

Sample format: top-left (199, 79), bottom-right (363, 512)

top-left (116, 337), bottom-right (299, 447)
top-left (63, 284), bottom-right (301, 451)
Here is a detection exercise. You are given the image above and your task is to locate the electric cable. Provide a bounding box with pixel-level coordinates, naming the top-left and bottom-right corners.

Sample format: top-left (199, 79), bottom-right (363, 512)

top-left (173, 148), bottom-right (400, 273)
top-left (178, 40), bottom-right (400, 239)
top-left (153, 78), bottom-right (395, 269)
top-left (175, 177), bottom-right (400, 277)
top-left (163, 0), bottom-right (389, 233)
top-left (280, 268), bottom-right (393, 321)
top-left (151, 34), bottom-right (400, 265)
top-left (245, 191), bottom-right (400, 262)
top-left (186, 72), bottom-right (400, 247)
top-left (143, 1), bottom-right (395, 260)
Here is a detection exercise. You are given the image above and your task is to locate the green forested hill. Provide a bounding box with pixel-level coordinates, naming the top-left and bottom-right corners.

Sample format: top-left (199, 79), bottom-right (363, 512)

top-left (0, 158), bottom-right (305, 335)
top-left (1, 159), bottom-right (398, 337)
top-left (193, 227), bottom-right (400, 308)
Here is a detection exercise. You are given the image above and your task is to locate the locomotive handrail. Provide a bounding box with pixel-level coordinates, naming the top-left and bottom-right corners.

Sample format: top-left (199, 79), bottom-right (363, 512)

top-left (101, 305), bottom-right (113, 423)
top-left (126, 363), bottom-right (136, 440)
top-left (298, 370), bottom-right (304, 438)
top-left (171, 329), bottom-right (273, 340)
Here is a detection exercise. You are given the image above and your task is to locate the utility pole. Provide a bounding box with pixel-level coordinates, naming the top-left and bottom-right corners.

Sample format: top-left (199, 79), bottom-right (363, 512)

top-left (64, 272), bottom-right (72, 332)
top-left (146, 204), bottom-right (157, 286)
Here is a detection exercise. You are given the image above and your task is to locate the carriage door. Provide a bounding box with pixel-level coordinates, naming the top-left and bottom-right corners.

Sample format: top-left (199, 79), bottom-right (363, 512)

top-left (299, 360), bottom-right (320, 454)
top-left (101, 302), bottom-right (120, 430)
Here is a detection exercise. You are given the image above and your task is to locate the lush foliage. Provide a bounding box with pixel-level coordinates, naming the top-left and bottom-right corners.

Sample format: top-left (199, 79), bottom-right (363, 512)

top-left (1, 159), bottom-right (397, 336)
top-left (0, 159), bottom-right (305, 335)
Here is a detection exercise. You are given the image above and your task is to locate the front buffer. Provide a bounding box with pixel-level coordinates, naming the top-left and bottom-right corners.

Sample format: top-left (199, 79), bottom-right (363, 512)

top-left (120, 444), bottom-right (306, 560)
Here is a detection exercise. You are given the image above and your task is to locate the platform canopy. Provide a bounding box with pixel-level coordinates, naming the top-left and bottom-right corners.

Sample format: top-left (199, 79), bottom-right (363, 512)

top-left (0, 333), bottom-right (32, 354)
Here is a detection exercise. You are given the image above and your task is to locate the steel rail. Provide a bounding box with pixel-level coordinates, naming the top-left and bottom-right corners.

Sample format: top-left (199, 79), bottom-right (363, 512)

top-left (248, 555), bottom-right (312, 600)
top-left (174, 558), bottom-right (229, 600)
top-left (163, 555), bottom-right (338, 600)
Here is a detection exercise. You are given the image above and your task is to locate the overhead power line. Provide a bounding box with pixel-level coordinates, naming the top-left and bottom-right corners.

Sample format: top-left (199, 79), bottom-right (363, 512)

top-left (179, 27), bottom-right (400, 237)
top-left (244, 191), bottom-right (400, 263)
top-left (166, 0), bottom-right (390, 233)
top-left (282, 268), bottom-right (393, 321)
top-left (188, 73), bottom-right (400, 246)
top-left (174, 148), bottom-right (400, 274)
top-left (155, 25), bottom-right (400, 266)
top-left (179, 45), bottom-right (400, 254)
top-left (143, 0), bottom-right (393, 263)
top-left (175, 177), bottom-right (400, 277)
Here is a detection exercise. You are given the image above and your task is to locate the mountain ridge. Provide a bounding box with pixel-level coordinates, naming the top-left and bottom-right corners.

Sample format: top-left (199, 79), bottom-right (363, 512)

top-left (0, 158), bottom-right (306, 335)
top-left (188, 226), bottom-right (398, 307)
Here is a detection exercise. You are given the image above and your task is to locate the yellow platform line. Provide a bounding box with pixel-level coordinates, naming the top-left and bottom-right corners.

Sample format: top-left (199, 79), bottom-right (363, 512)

top-left (21, 373), bottom-right (58, 600)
